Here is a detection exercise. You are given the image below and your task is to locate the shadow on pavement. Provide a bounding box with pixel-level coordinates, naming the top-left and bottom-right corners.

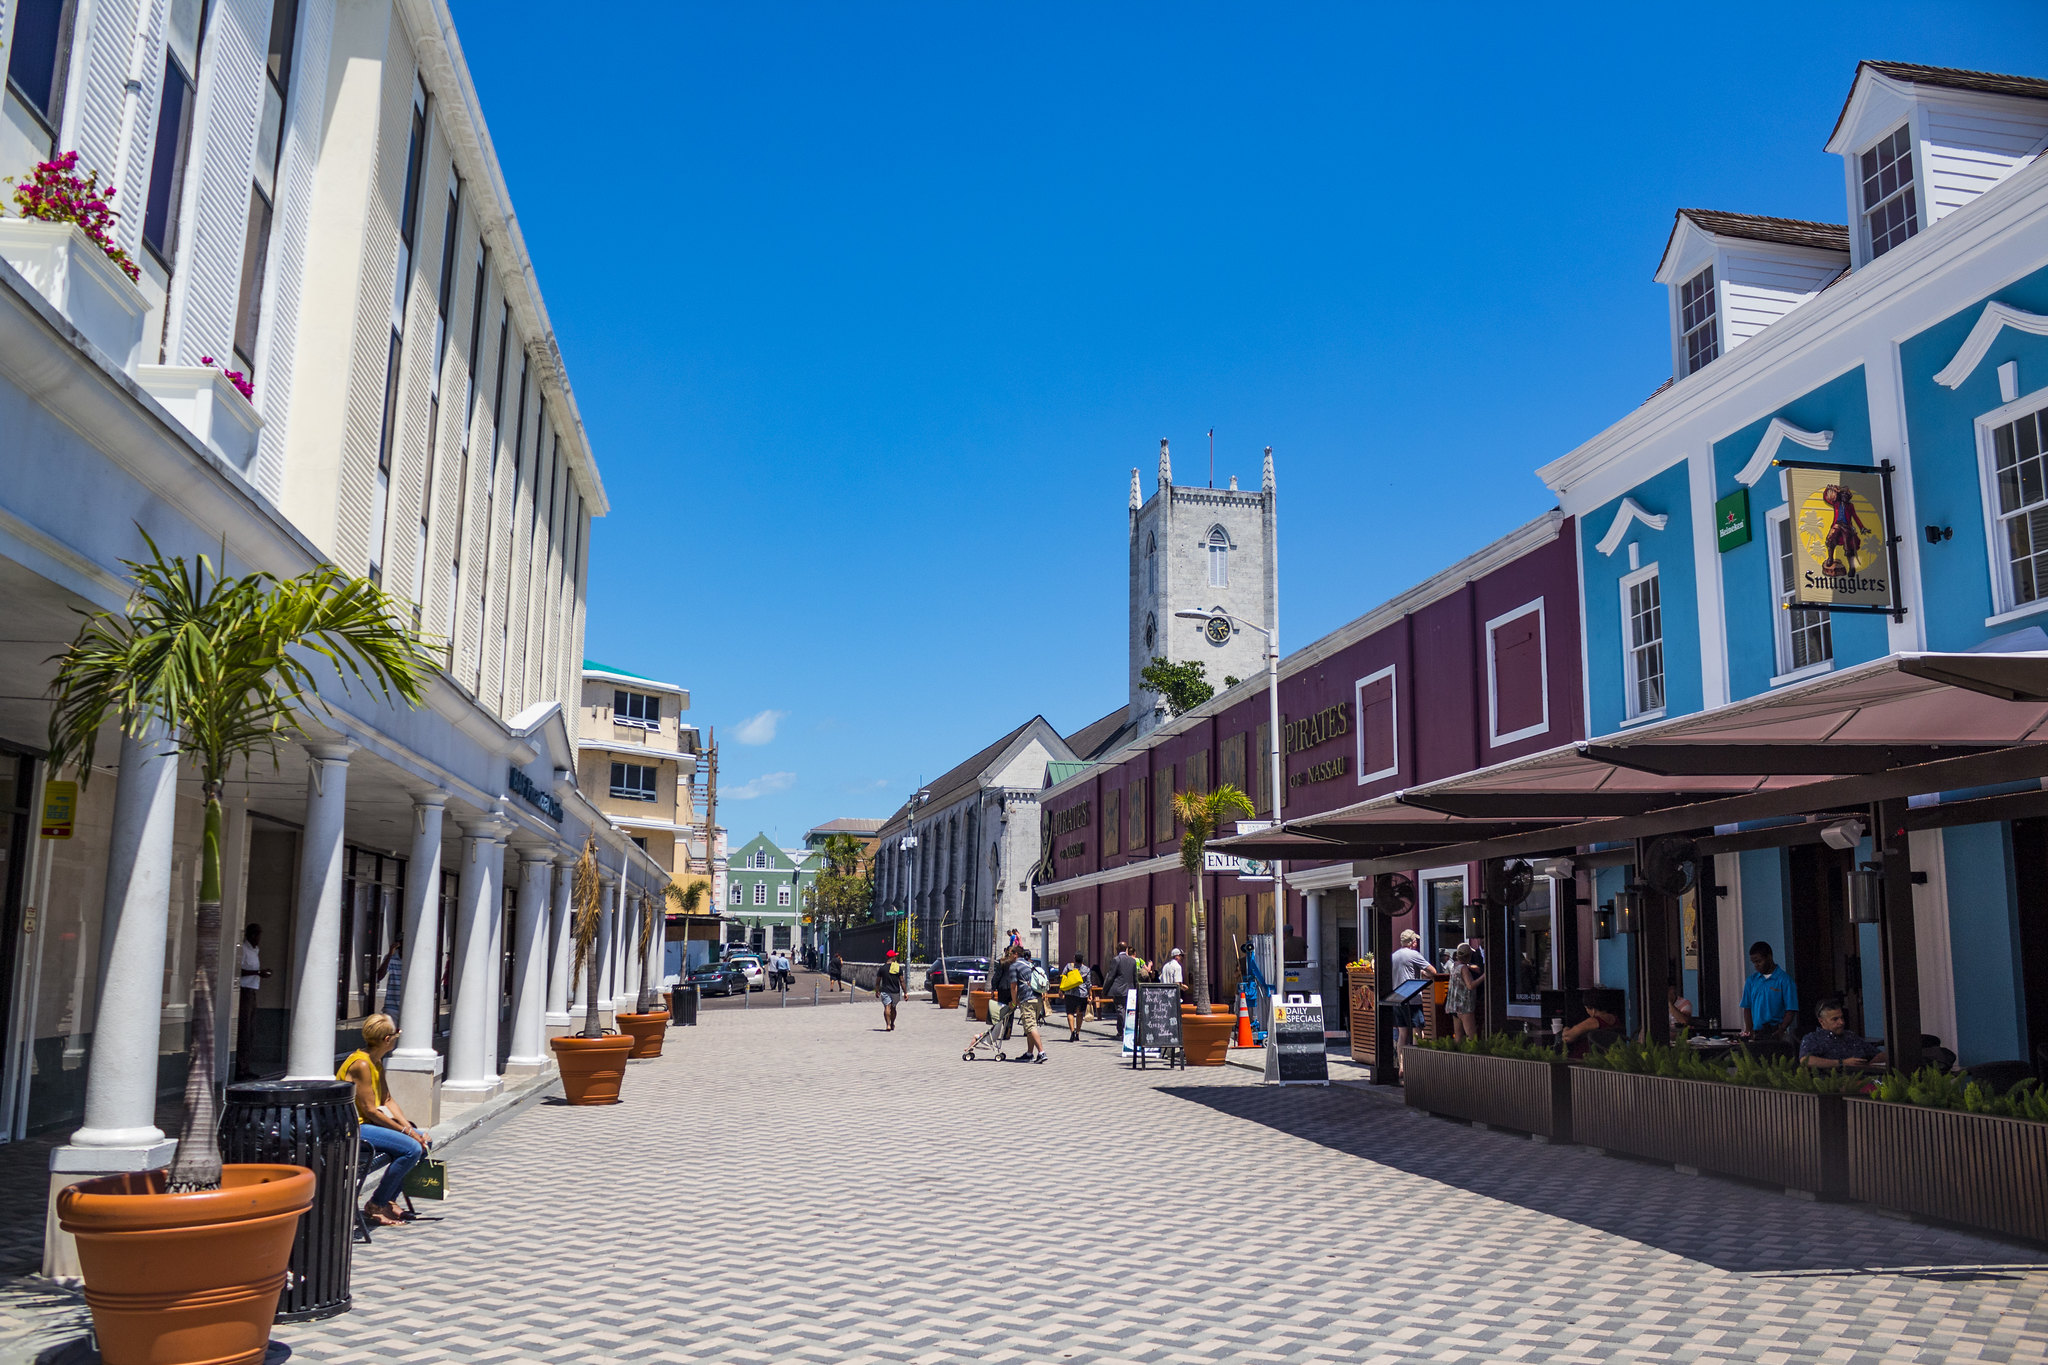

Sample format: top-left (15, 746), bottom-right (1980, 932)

top-left (1159, 1081), bottom-right (2048, 1274)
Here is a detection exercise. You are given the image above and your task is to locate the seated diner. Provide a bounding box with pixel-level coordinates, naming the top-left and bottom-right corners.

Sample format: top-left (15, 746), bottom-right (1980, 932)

top-left (1798, 997), bottom-right (1888, 1071)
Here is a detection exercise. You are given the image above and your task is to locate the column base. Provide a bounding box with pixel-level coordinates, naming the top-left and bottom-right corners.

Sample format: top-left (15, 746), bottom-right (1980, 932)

top-left (385, 1053), bottom-right (443, 1128)
top-left (501, 1056), bottom-right (551, 1080)
top-left (544, 1019), bottom-right (573, 1041)
top-left (44, 1139), bottom-right (177, 1278)
top-left (439, 1079), bottom-right (504, 1109)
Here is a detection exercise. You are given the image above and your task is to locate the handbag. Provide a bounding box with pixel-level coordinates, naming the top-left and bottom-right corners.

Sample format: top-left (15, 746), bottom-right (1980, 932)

top-left (402, 1156), bottom-right (448, 1201)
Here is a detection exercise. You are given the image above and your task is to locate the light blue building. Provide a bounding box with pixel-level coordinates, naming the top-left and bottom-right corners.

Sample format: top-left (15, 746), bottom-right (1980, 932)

top-left (1538, 62), bottom-right (2048, 1065)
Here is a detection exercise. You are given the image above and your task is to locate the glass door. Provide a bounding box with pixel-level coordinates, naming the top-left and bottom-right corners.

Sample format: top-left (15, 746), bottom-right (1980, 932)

top-left (1508, 879), bottom-right (1558, 1019)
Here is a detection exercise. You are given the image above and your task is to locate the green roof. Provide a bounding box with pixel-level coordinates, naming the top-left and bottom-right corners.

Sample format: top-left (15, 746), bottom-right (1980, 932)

top-left (583, 659), bottom-right (660, 682)
top-left (1044, 761), bottom-right (1090, 786)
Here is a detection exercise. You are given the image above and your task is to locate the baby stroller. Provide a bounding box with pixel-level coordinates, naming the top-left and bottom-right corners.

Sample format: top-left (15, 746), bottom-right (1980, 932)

top-left (962, 1000), bottom-right (1015, 1061)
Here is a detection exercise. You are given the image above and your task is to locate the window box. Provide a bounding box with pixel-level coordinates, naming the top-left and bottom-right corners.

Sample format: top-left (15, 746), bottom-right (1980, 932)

top-left (1569, 1068), bottom-right (1845, 1199)
top-left (1846, 1098), bottom-right (2048, 1245)
top-left (135, 365), bottom-right (263, 470)
top-left (1402, 1046), bottom-right (1572, 1142)
top-left (0, 217), bottom-right (149, 371)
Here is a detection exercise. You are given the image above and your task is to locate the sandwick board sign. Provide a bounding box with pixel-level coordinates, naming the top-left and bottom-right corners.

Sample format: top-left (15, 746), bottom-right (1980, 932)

top-left (1783, 464), bottom-right (1894, 611)
top-left (1132, 982), bottom-right (1184, 1070)
top-left (1263, 993), bottom-right (1329, 1085)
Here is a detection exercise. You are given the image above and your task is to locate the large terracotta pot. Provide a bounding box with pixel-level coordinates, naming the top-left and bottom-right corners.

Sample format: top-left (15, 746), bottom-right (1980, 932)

top-left (1182, 1012), bottom-right (1236, 1066)
top-left (934, 983), bottom-right (965, 1009)
top-left (57, 1163), bottom-right (314, 1365)
top-left (550, 1034), bottom-right (635, 1104)
top-left (968, 989), bottom-right (993, 1021)
top-left (617, 1010), bottom-right (670, 1059)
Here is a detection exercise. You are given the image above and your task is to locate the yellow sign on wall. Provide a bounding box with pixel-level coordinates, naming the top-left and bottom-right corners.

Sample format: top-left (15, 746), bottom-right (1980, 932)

top-left (40, 780), bottom-right (76, 839)
top-left (1785, 466), bottom-right (1891, 610)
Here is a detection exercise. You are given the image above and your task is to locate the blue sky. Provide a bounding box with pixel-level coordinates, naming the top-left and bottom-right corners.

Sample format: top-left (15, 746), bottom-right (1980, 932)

top-left (453, 2), bottom-right (2048, 845)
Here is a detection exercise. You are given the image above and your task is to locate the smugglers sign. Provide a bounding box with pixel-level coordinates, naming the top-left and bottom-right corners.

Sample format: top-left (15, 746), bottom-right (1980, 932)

top-left (1779, 459), bottom-right (1903, 618)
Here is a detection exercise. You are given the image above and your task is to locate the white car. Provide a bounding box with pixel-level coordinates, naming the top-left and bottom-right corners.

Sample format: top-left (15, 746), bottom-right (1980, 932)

top-left (725, 955), bottom-right (766, 991)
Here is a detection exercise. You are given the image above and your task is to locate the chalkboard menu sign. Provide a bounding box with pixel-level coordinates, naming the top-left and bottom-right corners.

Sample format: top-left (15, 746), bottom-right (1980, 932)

top-left (1133, 983), bottom-right (1184, 1070)
top-left (1262, 994), bottom-right (1329, 1085)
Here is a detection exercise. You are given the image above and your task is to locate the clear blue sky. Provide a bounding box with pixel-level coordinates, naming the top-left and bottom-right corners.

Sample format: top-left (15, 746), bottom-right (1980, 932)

top-left (453, 2), bottom-right (2047, 845)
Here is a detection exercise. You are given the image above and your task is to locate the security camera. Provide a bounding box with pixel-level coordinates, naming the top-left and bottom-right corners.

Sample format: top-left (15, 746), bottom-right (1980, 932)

top-left (1819, 818), bottom-right (1866, 851)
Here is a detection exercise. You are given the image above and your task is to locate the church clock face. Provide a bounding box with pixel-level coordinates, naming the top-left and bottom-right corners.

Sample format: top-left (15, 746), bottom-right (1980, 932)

top-left (1204, 615), bottom-right (1233, 646)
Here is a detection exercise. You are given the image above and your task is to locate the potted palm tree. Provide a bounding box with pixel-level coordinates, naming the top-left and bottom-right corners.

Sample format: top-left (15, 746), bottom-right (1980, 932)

top-left (1171, 783), bottom-right (1255, 1065)
top-left (665, 879), bottom-right (707, 1022)
top-left (616, 888), bottom-right (670, 1058)
top-left (47, 536), bottom-right (432, 1365)
top-left (550, 839), bottom-right (635, 1103)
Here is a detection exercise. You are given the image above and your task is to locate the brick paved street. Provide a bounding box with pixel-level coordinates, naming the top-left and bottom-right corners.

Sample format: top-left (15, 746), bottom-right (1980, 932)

top-left (6, 1000), bottom-right (2048, 1364)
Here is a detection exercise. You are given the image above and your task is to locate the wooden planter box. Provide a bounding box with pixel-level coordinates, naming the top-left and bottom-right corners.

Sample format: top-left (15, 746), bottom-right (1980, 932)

top-left (1347, 967), bottom-right (1375, 1067)
top-left (1570, 1068), bottom-right (1845, 1199)
top-left (1847, 1098), bottom-right (2048, 1244)
top-left (1403, 1047), bottom-right (1572, 1142)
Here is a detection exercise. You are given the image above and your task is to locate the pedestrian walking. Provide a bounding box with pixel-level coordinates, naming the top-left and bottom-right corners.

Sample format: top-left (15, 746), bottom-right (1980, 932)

top-left (1007, 948), bottom-right (1048, 1063)
top-left (770, 950), bottom-right (791, 991)
top-left (1103, 941), bottom-right (1137, 1019)
top-left (235, 924), bottom-right (272, 1080)
top-left (1059, 953), bottom-right (1092, 1042)
top-left (876, 949), bottom-right (907, 1030)
top-left (830, 951), bottom-right (846, 991)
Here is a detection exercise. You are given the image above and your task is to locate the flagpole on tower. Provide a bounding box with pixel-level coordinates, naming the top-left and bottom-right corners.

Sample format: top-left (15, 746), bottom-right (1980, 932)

top-left (1208, 428), bottom-right (1215, 488)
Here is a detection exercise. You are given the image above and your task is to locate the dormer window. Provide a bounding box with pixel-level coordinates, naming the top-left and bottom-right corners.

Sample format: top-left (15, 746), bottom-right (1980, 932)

top-left (1859, 124), bottom-right (1919, 259)
top-left (1679, 267), bottom-right (1719, 375)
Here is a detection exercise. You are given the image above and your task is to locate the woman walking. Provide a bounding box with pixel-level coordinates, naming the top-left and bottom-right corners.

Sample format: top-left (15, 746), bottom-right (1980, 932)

top-left (1446, 944), bottom-right (1484, 1040)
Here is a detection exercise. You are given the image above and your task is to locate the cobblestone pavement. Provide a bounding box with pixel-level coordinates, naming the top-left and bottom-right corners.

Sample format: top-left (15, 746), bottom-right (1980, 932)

top-left (5, 1000), bottom-right (2047, 1364)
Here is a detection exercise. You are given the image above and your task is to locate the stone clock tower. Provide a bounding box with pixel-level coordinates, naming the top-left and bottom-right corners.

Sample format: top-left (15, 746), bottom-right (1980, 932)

top-left (1128, 439), bottom-right (1277, 737)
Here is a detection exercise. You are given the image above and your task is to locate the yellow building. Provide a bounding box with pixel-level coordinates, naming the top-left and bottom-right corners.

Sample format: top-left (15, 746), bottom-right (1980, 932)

top-left (577, 662), bottom-right (699, 874)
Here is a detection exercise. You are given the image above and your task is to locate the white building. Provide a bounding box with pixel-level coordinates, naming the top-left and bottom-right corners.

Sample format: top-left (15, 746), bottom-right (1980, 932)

top-left (0, 0), bottom-right (667, 1272)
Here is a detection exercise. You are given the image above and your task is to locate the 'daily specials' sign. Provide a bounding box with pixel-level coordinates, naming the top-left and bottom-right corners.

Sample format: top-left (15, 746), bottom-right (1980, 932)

top-left (1785, 465), bottom-right (1892, 611)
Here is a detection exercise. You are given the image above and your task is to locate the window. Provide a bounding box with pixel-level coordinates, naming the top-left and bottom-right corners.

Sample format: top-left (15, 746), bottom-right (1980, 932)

top-left (5, 0), bottom-right (78, 136)
top-left (753, 881), bottom-right (767, 906)
top-left (729, 881), bottom-right (742, 905)
top-left (1679, 267), bottom-right (1718, 375)
top-left (751, 849), bottom-right (771, 870)
top-left (1154, 766), bottom-right (1175, 844)
top-left (1622, 566), bottom-right (1665, 720)
top-left (1861, 124), bottom-right (1919, 260)
top-left (371, 87), bottom-right (426, 589)
top-left (1102, 789), bottom-right (1120, 857)
top-left (614, 689), bottom-right (659, 728)
top-left (1126, 780), bottom-right (1145, 849)
top-left (609, 762), bottom-right (657, 801)
top-left (1991, 403), bottom-right (2048, 610)
top-left (1486, 602), bottom-right (1547, 746)
top-left (777, 885), bottom-right (792, 907)
top-left (233, 0), bottom-right (298, 375)
top-left (1145, 530), bottom-right (1156, 595)
top-left (142, 0), bottom-right (207, 264)
top-left (1770, 509), bottom-right (1832, 675)
top-left (1207, 526), bottom-right (1230, 587)
top-left (1355, 665), bottom-right (1398, 783)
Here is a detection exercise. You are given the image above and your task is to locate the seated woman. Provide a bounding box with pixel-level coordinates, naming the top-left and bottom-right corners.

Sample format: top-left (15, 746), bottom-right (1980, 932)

top-left (338, 1013), bottom-right (431, 1227)
top-left (1560, 990), bottom-right (1624, 1058)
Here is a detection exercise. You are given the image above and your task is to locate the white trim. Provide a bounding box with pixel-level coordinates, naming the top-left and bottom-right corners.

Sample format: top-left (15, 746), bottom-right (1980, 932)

top-left (1595, 497), bottom-right (1669, 556)
top-left (1418, 866), bottom-right (1470, 960)
top-left (1983, 603), bottom-right (2048, 630)
top-left (1354, 664), bottom-right (1399, 785)
top-left (1619, 562), bottom-right (1665, 722)
top-left (1484, 598), bottom-right (1549, 747)
top-left (1974, 385), bottom-right (2048, 618)
top-left (1764, 505), bottom-right (1835, 682)
top-left (1768, 660), bottom-right (1835, 688)
top-left (1735, 417), bottom-right (1834, 488)
top-left (1932, 301), bottom-right (2048, 390)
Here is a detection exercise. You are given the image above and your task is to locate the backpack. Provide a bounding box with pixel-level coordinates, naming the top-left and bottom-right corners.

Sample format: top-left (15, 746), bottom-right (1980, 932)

top-left (1029, 964), bottom-right (1049, 994)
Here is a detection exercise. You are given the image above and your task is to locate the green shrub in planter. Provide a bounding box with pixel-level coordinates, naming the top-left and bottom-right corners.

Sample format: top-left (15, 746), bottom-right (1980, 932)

top-left (1414, 1032), bottom-right (1560, 1062)
top-left (1872, 1067), bottom-right (2048, 1120)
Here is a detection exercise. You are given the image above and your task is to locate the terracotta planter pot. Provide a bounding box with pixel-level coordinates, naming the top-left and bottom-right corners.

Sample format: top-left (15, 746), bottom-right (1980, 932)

top-left (934, 983), bottom-right (965, 1009)
top-left (967, 989), bottom-right (993, 1021)
top-left (550, 1034), bottom-right (635, 1104)
top-left (56, 1163), bottom-right (314, 1365)
top-left (617, 1011), bottom-right (670, 1059)
top-left (1182, 1012), bottom-right (1236, 1066)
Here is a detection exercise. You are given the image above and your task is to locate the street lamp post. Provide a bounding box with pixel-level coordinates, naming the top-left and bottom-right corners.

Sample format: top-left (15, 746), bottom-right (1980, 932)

top-left (1174, 605), bottom-right (1286, 1081)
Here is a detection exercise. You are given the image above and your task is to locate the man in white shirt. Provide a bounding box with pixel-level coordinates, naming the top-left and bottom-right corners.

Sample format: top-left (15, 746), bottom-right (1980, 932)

top-left (236, 924), bottom-right (271, 1080)
top-left (1388, 929), bottom-right (1440, 1076)
top-left (1160, 946), bottom-right (1186, 1000)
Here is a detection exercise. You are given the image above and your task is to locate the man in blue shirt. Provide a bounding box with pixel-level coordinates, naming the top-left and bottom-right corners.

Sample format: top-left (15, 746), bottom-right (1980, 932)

top-left (1799, 997), bottom-right (1887, 1070)
top-left (1739, 941), bottom-right (1799, 1041)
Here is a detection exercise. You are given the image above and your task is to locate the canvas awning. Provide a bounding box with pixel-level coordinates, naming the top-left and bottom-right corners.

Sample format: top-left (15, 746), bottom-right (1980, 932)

top-left (1208, 652), bottom-right (2048, 872)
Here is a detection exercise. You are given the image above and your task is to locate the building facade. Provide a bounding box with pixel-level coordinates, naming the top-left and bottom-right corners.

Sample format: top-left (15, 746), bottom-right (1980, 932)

top-left (0, 0), bottom-right (671, 1273)
top-left (725, 834), bottom-right (814, 954)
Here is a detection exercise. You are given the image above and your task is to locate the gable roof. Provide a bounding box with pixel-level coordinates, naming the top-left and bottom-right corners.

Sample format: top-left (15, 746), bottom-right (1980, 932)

top-left (807, 817), bottom-right (885, 837)
top-left (1828, 61), bottom-right (2048, 150)
top-left (583, 659), bottom-right (685, 694)
top-left (1063, 706), bottom-right (1140, 762)
top-left (1673, 209), bottom-right (1849, 255)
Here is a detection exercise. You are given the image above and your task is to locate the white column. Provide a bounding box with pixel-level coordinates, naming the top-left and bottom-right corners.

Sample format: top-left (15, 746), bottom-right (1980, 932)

top-left (504, 849), bottom-right (552, 1076)
top-left (385, 795), bottom-right (446, 1125)
top-left (45, 730), bottom-right (180, 1276)
top-left (286, 743), bottom-right (353, 1079)
top-left (544, 855), bottom-right (574, 1036)
top-left (481, 836), bottom-right (507, 1079)
top-left (443, 821), bottom-right (505, 1104)
top-left (618, 883), bottom-right (645, 1015)
top-left (1304, 890), bottom-right (1324, 997)
top-left (595, 868), bottom-right (617, 1029)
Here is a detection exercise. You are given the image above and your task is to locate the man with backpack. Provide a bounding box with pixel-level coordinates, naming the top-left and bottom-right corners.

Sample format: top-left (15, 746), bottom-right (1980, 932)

top-left (876, 949), bottom-right (907, 1031)
top-left (1007, 950), bottom-right (1048, 1064)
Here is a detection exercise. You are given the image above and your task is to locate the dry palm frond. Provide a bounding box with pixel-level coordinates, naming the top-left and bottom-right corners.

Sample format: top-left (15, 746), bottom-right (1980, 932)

top-left (570, 837), bottom-right (604, 1036)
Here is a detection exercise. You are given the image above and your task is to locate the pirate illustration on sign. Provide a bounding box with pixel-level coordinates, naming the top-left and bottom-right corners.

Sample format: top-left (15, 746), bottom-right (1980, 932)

top-left (1820, 483), bottom-right (1870, 576)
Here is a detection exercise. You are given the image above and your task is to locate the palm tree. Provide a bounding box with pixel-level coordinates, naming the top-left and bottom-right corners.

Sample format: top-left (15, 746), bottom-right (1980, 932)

top-left (633, 887), bottom-right (661, 1014)
top-left (46, 536), bottom-right (433, 1191)
top-left (1171, 783), bottom-right (1256, 1012)
top-left (568, 837), bottom-right (605, 1036)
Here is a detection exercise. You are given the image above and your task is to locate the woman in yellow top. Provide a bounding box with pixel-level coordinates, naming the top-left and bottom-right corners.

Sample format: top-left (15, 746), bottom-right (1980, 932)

top-left (338, 1013), bottom-right (431, 1227)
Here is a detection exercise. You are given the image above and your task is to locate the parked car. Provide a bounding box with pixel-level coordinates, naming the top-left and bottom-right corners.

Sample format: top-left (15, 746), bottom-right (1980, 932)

top-left (724, 955), bottom-right (767, 991)
top-left (684, 960), bottom-right (749, 997)
top-left (926, 956), bottom-right (992, 991)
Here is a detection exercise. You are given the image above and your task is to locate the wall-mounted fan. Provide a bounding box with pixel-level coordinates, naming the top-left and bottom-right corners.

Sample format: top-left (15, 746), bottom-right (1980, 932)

top-left (1498, 859), bottom-right (1536, 907)
top-left (1375, 873), bottom-right (1416, 917)
top-left (1640, 835), bottom-right (1699, 897)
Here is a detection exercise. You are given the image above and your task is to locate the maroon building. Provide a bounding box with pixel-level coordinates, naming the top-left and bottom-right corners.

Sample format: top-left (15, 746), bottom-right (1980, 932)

top-left (1035, 511), bottom-right (1583, 1045)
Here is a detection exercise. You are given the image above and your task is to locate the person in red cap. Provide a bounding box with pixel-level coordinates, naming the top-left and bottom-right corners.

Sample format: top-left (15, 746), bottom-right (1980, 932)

top-left (876, 949), bottom-right (907, 1031)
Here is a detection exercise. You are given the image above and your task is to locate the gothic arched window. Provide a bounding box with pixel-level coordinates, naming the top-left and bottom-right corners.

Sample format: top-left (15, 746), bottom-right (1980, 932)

top-left (1145, 530), bottom-right (1157, 595)
top-left (1208, 526), bottom-right (1230, 587)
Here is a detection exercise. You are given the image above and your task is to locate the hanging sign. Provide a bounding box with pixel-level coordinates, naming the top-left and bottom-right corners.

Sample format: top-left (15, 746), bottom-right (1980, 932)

top-left (1781, 461), bottom-right (1899, 615)
top-left (1714, 487), bottom-right (1751, 552)
top-left (40, 780), bottom-right (76, 839)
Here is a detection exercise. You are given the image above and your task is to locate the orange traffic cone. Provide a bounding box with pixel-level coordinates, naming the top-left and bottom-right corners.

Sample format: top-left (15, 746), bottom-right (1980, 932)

top-left (1234, 989), bottom-right (1255, 1048)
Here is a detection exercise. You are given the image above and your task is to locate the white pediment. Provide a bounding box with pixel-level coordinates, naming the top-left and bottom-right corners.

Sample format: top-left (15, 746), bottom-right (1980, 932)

top-left (1933, 301), bottom-right (2048, 390)
top-left (1595, 498), bottom-right (1670, 557)
top-left (1735, 418), bottom-right (1834, 487)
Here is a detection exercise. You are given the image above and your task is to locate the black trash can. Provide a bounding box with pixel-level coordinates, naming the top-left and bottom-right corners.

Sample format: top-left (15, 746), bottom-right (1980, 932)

top-left (670, 985), bottom-right (699, 1026)
top-left (220, 1079), bottom-right (359, 1321)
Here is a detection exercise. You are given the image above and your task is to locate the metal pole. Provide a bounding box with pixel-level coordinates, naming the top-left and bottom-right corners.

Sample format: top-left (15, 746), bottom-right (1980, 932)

top-left (1266, 631), bottom-right (1287, 1080)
